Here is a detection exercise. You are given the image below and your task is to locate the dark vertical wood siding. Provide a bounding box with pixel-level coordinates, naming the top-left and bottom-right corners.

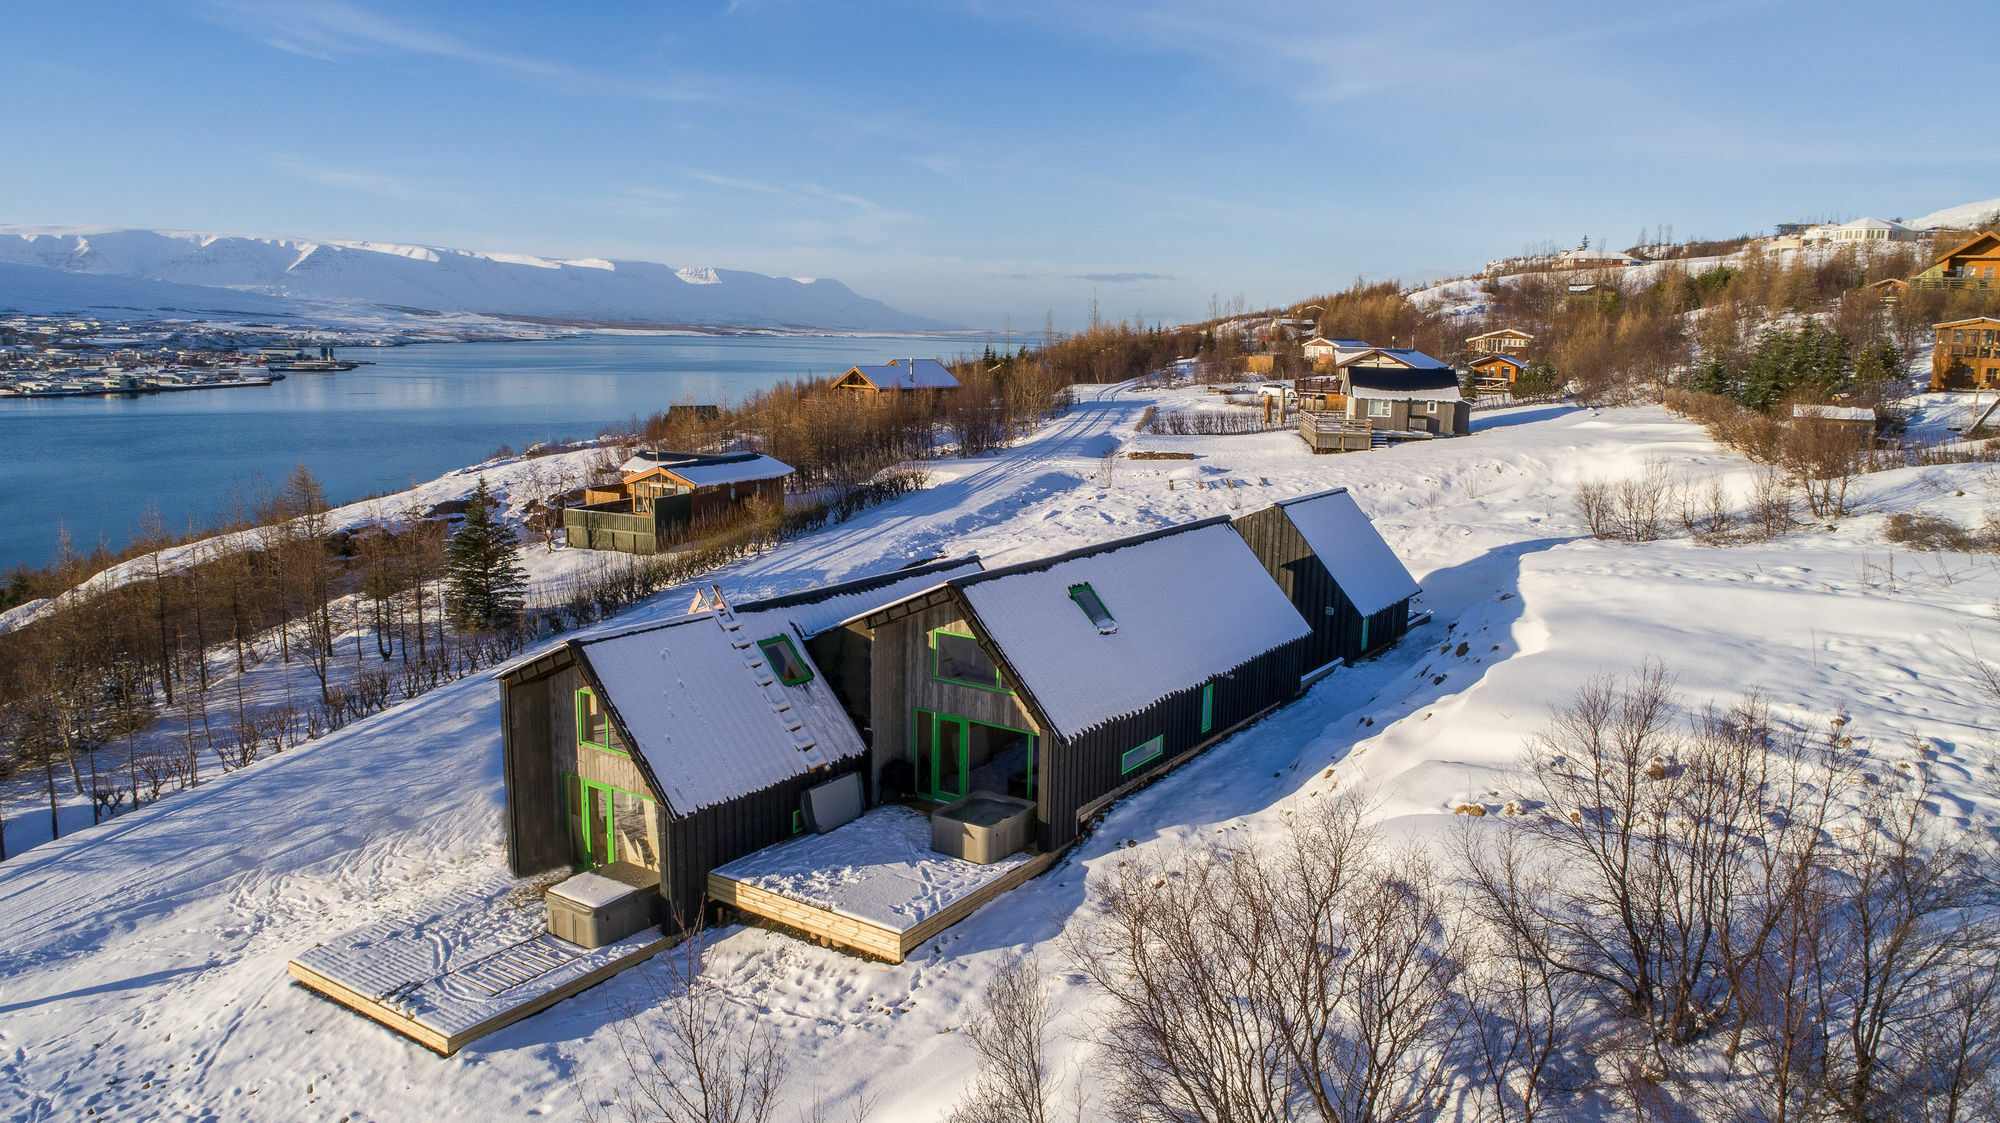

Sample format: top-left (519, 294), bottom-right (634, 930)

top-left (1230, 505), bottom-right (1356, 671)
top-left (1035, 637), bottom-right (1305, 850)
top-left (501, 665), bottom-right (568, 876)
top-left (807, 624), bottom-right (876, 744)
top-left (659, 756), bottom-right (866, 927)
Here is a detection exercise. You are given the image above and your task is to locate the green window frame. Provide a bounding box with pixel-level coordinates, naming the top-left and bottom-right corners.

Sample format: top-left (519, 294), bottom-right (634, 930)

top-left (757, 635), bottom-right (814, 686)
top-left (1068, 583), bottom-right (1117, 634)
top-left (932, 628), bottom-right (1011, 693)
top-left (1361, 617), bottom-right (1371, 651)
top-left (576, 687), bottom-right (619, 753)
top-left (1121, 735), bottom-right (1164, 775)
top-left (1201, 683), bottom-right (1214, 735)
top-left (792, 809), bottom-right (805, 835)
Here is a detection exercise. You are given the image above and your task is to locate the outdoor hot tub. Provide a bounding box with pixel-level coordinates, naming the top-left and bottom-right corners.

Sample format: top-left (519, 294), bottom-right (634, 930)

top-left (931, 791), bottom-right (1035, 864)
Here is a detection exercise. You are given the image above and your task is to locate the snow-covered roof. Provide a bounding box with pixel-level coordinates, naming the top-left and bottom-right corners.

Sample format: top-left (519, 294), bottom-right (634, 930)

top-left (1829, 217), bottom-right (1913, 233)
top-left (1465, 328), bottom-right (1533, 341)
top-left (1792, 404), bottom-right (1876, 423)
top-left (1559, 247), bottom-right (1643, 264)
top-left (1337, 347), bottom-right (1454, 372)
top-left (731, 555), bottom-right (984, 639)
top-left (620, 451), bottom-right (793, 488)
top-left (840, 358), bottom-right (960, 390)
top-left (1268, 490), bottom-right (1422, 617)
top-left (575, 612), bottom-right (865, 814)
top-left (954, 521), bottom-right (1311, 742)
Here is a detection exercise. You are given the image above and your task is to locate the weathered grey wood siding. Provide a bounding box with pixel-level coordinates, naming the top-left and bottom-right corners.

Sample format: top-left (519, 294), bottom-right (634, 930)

top-left (870, 602), bottom-right (1044, 792)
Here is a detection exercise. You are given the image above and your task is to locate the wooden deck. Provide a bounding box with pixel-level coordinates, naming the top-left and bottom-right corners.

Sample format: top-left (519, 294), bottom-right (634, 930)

top-left (289, 913), bottom-right (674, 1056)
top-left (709, 847), bottom-right (1059, 963)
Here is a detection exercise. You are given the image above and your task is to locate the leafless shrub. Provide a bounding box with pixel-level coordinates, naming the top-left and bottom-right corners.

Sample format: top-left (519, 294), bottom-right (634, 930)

top-left (947, 954), bottom-right (1063, 1123)
top-left (1676, 473), bottom-right (1733, 541)
top-left (580, 932), bottom-right (785, 1123)
top-left (1749, 467), bottom-right (1794, 539)
top-left (1070, 794), bottom-right (1465, 1123)
top-left (1574, 480), bottom-right (1615, 539)
top-left (1612, 459), bottom-right (1673, 541)
top-left (1885, 513), bottom-right (1991, 553)
top-left (1781, 420), bottom-right (1869, 519)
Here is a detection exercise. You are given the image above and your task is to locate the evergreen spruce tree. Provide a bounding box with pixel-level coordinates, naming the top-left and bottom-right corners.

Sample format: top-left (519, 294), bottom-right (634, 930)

top-left (444, 476), bottom-right (527, 630)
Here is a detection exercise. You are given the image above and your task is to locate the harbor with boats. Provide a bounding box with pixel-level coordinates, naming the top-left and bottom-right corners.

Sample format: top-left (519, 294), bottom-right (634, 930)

top-left (0, 314), bottom-right (369, 398)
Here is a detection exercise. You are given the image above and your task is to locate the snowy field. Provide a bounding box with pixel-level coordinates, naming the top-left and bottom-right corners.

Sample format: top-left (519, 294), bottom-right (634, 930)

top-left (2, 381), bottom-right (1998, 1120)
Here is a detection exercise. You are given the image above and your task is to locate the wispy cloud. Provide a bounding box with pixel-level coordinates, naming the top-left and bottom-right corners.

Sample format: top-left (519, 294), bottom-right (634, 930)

top-left (682, 169), bottom-right (920, 244)
top-left (1069, 272), bottom-right (1175, 284)
top-left (269, 154), bottom-right (468, 205)
top-left (202, 0), bottom-right (713, 102)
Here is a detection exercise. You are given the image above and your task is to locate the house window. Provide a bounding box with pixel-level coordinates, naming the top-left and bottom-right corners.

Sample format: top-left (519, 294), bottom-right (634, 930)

top-left (1068, 583), bottom-right (1117, 634)
top-left (758, 635), bottom-right (813, 686)
top-left (1368, 399), bottom-right (1393, 417)
top-left (1121, 735), bottom-right (1164, 775)
top-left (1201, 683), bottom-right (1215, 734)
top-left (576, 688), bottom-right (616, 752)
top-left (933, 628), bottom-right (1009, 692)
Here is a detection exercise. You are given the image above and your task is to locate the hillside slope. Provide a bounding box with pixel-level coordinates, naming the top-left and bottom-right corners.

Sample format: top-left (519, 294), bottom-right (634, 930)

top-left (1, 389), bottom-right (1995, 1120)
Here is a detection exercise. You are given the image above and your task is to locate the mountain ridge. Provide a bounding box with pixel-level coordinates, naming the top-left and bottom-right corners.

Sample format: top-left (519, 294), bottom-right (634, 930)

top-left (0, 227), bottom-right (956, 332)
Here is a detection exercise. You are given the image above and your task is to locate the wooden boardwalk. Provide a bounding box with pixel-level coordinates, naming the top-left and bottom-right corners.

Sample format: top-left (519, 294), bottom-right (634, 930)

top-left (290, 915), bottom-right (673, 1056)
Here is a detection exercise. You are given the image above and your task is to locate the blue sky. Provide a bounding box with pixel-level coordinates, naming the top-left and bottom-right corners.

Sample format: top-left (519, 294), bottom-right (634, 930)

top-left (2, 1), bottom-right (1995, 329)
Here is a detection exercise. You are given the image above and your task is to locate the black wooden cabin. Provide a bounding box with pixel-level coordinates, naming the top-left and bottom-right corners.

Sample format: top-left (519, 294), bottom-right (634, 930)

top-left (1231, 489), bottom-right (1422, 674)
top-left (844, 519), bottom-right (1313, 852)
top-left (495, 610), bottom-right (869, 925)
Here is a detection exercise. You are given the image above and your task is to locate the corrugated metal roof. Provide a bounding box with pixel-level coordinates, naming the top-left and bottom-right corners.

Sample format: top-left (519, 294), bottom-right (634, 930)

top-left (1272, 490), bottom-right (1422, 617)
top-left (578, 612), bottom-right (865, 814)
top-left (955, 522), bottom-right (1311, 742)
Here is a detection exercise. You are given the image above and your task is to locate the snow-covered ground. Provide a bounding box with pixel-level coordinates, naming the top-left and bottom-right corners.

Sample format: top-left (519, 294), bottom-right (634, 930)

top-left (1, 383), bottom-right (1997, 1120)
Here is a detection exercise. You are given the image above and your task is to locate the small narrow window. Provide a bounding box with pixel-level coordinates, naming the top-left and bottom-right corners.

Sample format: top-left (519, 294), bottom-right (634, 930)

top-left (1361, 617), bottom-right (1371, 651)
top-left (1121, 735), bottom-right (1164, 775)
top-left (1201, 683), bottom-right (1215, 734)
top-left (758, 635), bottom-right (814, 686)
top-left (792, 809), bottom-right (805, 835)
top-left (576, 688), bottom-right (611, 750)
top-left (1069, 583), bottom-right (1117, 634)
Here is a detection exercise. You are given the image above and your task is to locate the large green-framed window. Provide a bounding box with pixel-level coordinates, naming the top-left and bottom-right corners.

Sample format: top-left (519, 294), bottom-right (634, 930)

top-left (912, 708), bottom-right (1036, 802)
top-left (758, 635), bottom-right (813, 686)
top-left (563, 773), bottom-right (661, 871)
top-left (1068, 583), bottom-right (1117, 634)
top-left (576, 687), bottom-right (618, 753)
top-left (1201, 684), bottom-right (1215, 734)
top-left (932, 628), bottom-right (1010, 693)
top-left (1121, 735), bottom-right (1164, 775)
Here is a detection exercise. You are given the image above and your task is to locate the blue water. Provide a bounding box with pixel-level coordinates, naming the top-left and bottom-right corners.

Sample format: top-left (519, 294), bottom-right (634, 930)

top-left (0, 332), bottom-right (988, 571)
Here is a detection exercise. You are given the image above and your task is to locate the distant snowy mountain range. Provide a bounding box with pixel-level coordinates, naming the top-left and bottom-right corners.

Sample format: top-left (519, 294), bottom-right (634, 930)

top-left (0, 227), bottom-right (955, 332)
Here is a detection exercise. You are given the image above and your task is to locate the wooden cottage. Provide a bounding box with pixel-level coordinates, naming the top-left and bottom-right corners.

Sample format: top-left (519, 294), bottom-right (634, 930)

top-left (1915, 231), bottom-right (2000, 290)
top-left (831, 358), bottom-right (961, 393)
top-left (565, 450), bottom-right (793, 554)
top-left (1230, 489), bottom-right (1422, 676)
top-left (1465, 328), bottom-right (1534, 354)
top-left (495, 607), bottom-right (869, 926)
top-left (1468, 353), bottom-right (1528, 388)
top-left (1931, 317), bottom-right (2000, 391)
top-left (1791, 404), bottom-right (1878, 438)
top-left (838, 520), bottom-right (1312, 852)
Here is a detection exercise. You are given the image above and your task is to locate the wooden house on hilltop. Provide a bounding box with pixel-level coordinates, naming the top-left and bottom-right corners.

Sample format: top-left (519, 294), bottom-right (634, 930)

top-left (1465, 328), bottom-right (1534, 354)
top-left (566, 450), bottom-right (793, 554)
top-left (1916, 231), bottom-right (2000, 290)
top-left (831, 358), bottom-right (961, 393)
top-left (1932, 317), bottom-right (2000, 391)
